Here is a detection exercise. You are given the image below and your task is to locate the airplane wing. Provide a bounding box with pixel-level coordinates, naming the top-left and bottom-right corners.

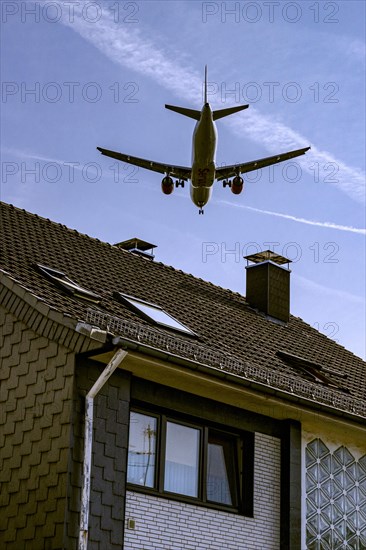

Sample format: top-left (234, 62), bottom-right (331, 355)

top-left (97, 147), bottom-right (191, 181)
top-left (215, 146), bottom-right (310, 181)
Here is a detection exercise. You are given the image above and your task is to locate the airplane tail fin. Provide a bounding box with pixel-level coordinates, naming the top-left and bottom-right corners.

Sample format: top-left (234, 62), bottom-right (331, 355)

top-left (204, 65), bottom-right (207, 104)
top-left (212, 104), bottom-right (249, 120)
top-left (165, 65), bottom-right (208, 119)
top-left (165, 104), bottom-right (201, 120)
top-left (165, 67), bottom-right (248, 121)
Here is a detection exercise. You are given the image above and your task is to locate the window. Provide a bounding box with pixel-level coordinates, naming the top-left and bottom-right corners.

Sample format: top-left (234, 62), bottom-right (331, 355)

top-left (207, 431), bottom-right (237, 506)
top-left (114, 292), bottom-right (196, 336)
top-left (127, 412), bottom-right (157, 488)
top-left (35, 264), bottom-right (101, 303)
top-left (127, 410), bottom-right (251, 514)
top-left (276, 350), bottom-right (349, 392)
top-left (164, 422), bottom-right (200, 497)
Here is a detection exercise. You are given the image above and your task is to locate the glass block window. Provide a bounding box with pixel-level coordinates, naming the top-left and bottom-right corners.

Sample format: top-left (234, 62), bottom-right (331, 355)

top-left (306, 439), bottom-right (366, 549)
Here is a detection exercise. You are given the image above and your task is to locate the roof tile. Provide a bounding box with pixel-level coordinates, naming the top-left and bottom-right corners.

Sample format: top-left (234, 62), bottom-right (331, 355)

top-left (1, 202), bottom-right (365, 414)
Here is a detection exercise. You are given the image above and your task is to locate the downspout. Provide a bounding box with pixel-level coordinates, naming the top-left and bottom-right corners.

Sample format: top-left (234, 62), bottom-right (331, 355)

top-left (78, 348), bottom-right (128, 550)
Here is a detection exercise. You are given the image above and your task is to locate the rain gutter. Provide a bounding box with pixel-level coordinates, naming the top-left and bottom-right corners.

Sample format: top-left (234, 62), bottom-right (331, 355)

top-left (110, 336), bottom-right (366, 425)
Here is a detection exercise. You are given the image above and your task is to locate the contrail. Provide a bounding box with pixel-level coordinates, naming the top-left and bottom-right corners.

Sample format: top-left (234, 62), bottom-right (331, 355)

top-left (218, 200), bottom-right (366, 235)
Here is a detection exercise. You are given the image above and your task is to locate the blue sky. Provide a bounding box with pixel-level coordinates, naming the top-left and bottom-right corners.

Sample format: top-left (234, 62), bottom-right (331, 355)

top-left (1, 0), bottom-right (365, 358)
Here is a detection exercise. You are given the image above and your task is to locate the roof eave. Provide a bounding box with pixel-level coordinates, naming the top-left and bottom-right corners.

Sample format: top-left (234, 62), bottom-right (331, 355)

top-left (111, 335), bottom-right (366, 425)
top-left (2, 270), bottom-right (365, 424)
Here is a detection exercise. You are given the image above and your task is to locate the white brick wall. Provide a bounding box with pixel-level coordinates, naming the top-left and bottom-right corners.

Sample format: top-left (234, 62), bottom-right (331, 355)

top-left (124, 432), bottom-right (281, 550)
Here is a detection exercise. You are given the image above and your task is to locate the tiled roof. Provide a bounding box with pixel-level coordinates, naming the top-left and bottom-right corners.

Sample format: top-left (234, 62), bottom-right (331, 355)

top-left (1, 201), bottom-right (365, 417)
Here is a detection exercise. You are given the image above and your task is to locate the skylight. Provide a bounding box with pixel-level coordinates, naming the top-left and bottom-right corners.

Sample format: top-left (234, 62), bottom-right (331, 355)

top-left (114, 292), bottom-right (196, 336)
top-left (276, 351), bottom-right (349, 392)
top-left (36, 264), bottom-right (101, 303)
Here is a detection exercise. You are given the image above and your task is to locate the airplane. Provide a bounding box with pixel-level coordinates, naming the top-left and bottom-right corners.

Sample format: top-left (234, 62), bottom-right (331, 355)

top-left (97, 67), bottom-right (310, 214)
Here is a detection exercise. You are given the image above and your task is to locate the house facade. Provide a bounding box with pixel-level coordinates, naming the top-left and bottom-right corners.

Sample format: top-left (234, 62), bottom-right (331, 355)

top-left (0, 201), bottom-right (365, 549)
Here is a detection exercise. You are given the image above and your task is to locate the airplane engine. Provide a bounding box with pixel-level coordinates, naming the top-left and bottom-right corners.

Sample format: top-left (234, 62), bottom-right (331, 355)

top-left (231, 176), bottom-right (244, 194)
top-left (161, 176), bottom-right (174, 195)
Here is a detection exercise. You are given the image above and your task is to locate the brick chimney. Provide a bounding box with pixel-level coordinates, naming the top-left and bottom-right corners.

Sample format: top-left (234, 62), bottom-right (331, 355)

top-left (244, 250), bottom-right (292, 323)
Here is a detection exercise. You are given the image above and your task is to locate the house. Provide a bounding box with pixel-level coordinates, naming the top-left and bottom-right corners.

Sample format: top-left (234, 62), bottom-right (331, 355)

top-left (0, 201), bottom-right (365, 550)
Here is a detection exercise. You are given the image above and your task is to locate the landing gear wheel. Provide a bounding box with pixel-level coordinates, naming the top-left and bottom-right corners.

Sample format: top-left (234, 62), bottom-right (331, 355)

top-left (199, 208), bottom-right (204, 215)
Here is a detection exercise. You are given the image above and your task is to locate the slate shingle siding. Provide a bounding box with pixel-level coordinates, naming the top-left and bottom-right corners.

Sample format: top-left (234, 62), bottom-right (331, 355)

top-left (0, 302), bottom-right (131, 549)
top-left (70, 360), bottom-right (131, 549)
top-left (0, 304), bottom-right (74, 548)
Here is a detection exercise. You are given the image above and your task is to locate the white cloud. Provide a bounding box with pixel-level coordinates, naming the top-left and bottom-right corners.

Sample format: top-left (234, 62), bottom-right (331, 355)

top-left (55, 4), bottom-right (365, 204)
top-left (295, 273), bottom-right (364, 304)
top-left (344, 38), bottom-right (366, 61)
top-left (227, 113), bottom-right (365, 204)
top-left (1, 147), bottom-right (80, 167)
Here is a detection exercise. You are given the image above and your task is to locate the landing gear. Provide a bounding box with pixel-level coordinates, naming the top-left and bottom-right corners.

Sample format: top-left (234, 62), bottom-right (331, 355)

top-left (175, 179), bottom-right (185, 188)
top-left (199, 208), bottom-right (204, 215)
top-left (223, 179), bottom-right (231, 188)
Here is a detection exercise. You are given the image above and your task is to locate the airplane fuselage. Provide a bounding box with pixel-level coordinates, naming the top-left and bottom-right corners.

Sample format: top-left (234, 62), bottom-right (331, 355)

top-left (190, 103), bottom-right (217, 208)
top-left (97, 66), bottom-right (310, 214)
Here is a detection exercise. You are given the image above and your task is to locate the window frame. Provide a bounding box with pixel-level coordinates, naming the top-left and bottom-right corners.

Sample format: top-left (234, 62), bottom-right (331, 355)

top-left (127, 407), bottom-right (252, 515)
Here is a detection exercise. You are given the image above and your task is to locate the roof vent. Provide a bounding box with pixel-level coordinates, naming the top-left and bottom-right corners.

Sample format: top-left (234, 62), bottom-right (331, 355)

top-left (244, 250), bottom-right (292, 323)
top-left (114, 238), bottom-right (156, 261)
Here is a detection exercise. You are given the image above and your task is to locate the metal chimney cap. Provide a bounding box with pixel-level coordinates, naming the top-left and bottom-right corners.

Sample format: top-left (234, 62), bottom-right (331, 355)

top-left (114, 238), bottom-right (156, 261)
top-left (244, 249), bottom-right (292, 266)
top-left (114, 238), bottom-right (157, 251)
